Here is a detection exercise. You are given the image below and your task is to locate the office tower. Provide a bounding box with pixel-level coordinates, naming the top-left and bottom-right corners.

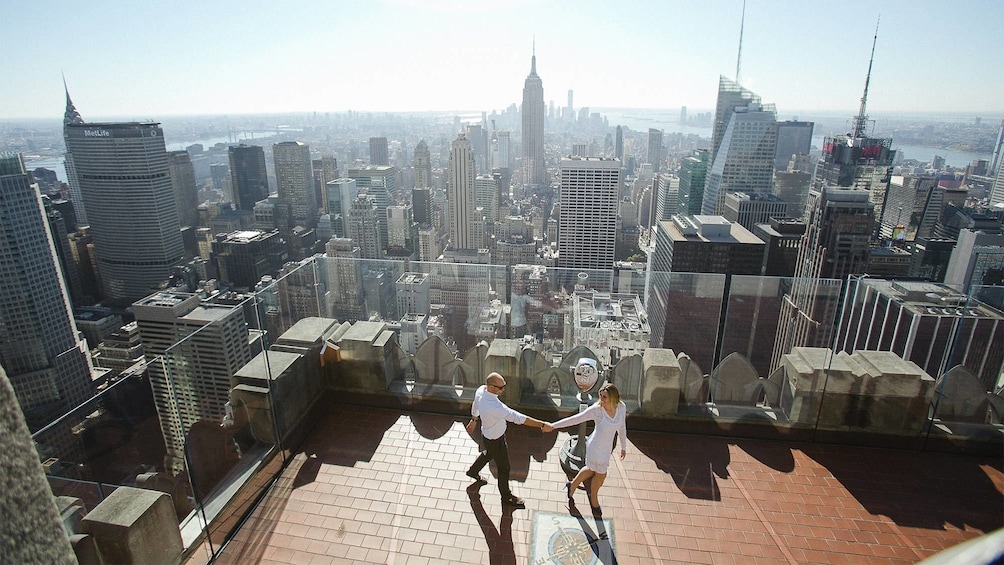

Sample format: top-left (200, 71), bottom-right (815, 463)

top-left (62, 99), bottom-right (185, 305)
top-left (386, 204), bottom-right (414, 249)
top-left (808, 188), bottom-right (875, 280)
top-left (556, 157), bottom-right (622, 273)
top-left (495, 130), bottom-right (512, 172)
top-left (944, 229), bottom-right (1004, 292)
top-left (134, 291), bottom-right (252, 474)
top-left (814, 38), bottom-right (895, 232)
top-left (62, 88), bottom-right (88, 225)
top-left (211, 229), bottom-right (287, 289)
top-left (723, 192), bottom-right (788, 232)
top-left (312, 155), bottom-right (338, 213)
top-left (447, 133), bottom-right (478, 251)
top-left (710, 76), bottom-right (761, 165)
top-left (412, 187), bottom-right (433, 228)
top-left (773, 170), bottom-right (813, 220)
top-left (40, 196), bottom-right (83, 306)
top-left (677, 149), bottom-right (709, 216)
top-left (567, 89), bottom-right (574, 118)
top-left (348, 165), bottom-right (396, 248)
top-left (210, 162), bottom-right (228, 191)
top-left (413, 140), bottom-right (432, 188)
top-left (228, 145), bottom-right (269, 211)
top-left (572, 143), bottom-right (588, 157)
top-left (348, 193), bottom-right (384, 259)
top-left (877, 175), bottom-right (916, 239)
top-left (325, 178), bottom-right (357, 238)
top-left (323, 238), bottom-right (365, 321)
top-left (837, 280), bottom-right (1004, 390)
top-left (652, 215), bottom-right (765, 275)
top-left (273, 141), bottom-right (318, 229)
top-left (521, 46), bottom-right (546, 188)
top-left (991, 157), bottom-right (1004, 208)
top-left (0, 153), bottom-right (94, 430)
top-left (650, 215), bottom-right (766, 369)
top-left (614, 126), bottom-right (624, 160)
top-left (369, 137), bottom-right (389, 166)
top-left (417, 226), bottom-right (440, 262)
top-left (648, 129), bottom-right (664, 172)
top-left (754, 218), bottom-right (806, 276)
top-left (467, 123), bottom-right (487, 171)
top-left (475, 173), bottom-right (499, 223)
top-left (990, 120), bottom-right (1004, 178)
top-left (396, 272), bottom-right (431, 316)
top-left (702, 101), bottom-right (777, 215)
top-left (774, 121), bottom-right (814, 172)
top-left (167, 151), bottom-right (199, 228)
top-left (908, 238), bottom-right (955, 282)
top-left (654, 174), bottom-right (679, 223)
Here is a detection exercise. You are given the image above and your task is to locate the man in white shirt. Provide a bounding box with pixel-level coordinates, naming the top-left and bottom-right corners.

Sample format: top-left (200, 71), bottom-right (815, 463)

top-left (466, 372), bottom-right (546, 508)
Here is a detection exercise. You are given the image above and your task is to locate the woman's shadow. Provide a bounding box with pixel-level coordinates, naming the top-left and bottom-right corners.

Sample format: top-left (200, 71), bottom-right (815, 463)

top-left (467, 483), bottom-right (516, 565)
top-left (567, 498), bottom-right (618, 564)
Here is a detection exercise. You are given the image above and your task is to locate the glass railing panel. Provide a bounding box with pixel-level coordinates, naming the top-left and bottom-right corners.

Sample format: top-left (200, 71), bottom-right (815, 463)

top-left (161, 293), bottom-right (280, 555)
top-left (646, 270), bottom-right (726, 414)
top-left (713, 275), bottom-right (843, 428)
top-left (923, 284), bottom-right (1004, 446)
top-left (31, 365), bottom-right (165, 516)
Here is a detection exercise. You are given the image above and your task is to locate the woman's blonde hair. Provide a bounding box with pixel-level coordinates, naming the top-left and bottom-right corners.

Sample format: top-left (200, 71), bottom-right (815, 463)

top-left (598, 382), bottom-right (621, 406)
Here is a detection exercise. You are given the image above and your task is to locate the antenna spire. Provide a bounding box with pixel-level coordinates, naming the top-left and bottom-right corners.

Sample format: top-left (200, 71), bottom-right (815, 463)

top-left (853, 17), bottom-right (880, 138)
top-left (736, 0), bottom-right (746, 84)
top-left (530, 38), bottom-right (538, 76)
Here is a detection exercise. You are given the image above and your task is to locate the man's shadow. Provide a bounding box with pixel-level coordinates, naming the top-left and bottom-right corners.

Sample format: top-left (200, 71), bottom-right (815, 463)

top-left (467, 483), bottom-right (516, 565)
top-left (567, 498), bottom-right (618, 564)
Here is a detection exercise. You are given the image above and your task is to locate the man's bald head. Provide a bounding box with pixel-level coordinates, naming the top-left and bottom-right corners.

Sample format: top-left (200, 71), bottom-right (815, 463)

top-left (486, 372), bottom-right (505, 388)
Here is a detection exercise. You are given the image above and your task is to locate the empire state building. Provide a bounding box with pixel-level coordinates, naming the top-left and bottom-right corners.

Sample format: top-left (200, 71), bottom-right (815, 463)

top-left (521, 47), bottom-right (546, 190)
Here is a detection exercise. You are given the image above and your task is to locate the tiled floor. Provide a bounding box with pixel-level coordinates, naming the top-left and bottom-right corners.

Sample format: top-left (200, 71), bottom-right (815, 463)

top-left (198, 404), bottom-right (1003, 564)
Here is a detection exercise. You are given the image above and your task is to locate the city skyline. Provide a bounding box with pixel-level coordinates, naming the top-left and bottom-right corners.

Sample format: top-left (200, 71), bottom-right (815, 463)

top-left (2, 0), bottom-right (1002, 120)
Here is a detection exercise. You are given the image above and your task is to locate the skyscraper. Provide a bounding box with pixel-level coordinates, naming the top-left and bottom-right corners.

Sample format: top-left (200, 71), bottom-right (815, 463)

top-left (167, 150), bottom-right (199, 228)
top-left (134, 291), bottom-right (252, 474)
top-left (615, 126), bottom-right (624, 160)
top-left (447, 133), bottom-right (478, 251)
top-left (648, 128), bottom-right (664, 172)
top-left (347, 165), bottom-right (397, 249)
top-left (347, 193), bottom-right (384, 259)
top-left (228, 145), bottom-right (269, 212)
top-left (774, 121), bottom-right (814, 171)
top-left (62, 95), bottom-right (185, 304)
top-left (273, 141), bottom-right (318, 229)
top-left (369, 137), bottom-right (389, 166)
top-left (678, 149), bottom-right (709, 215)
top-left (0, 153), bottom-right (94, 430)
top-left (702, 101), bottom-right (777, 215)
top-left (710, 76), bottom-right (761, 165)
top-left (556, 157), bottom-right (622, 273)
top-left (813, 27), bottom-right (895, 234)
top-left (413, 140), bottom-right (432, 189)
top-left (521, 46), bottom-right (546, 189)
top-left (989, 119), bottom-right (1004, 178)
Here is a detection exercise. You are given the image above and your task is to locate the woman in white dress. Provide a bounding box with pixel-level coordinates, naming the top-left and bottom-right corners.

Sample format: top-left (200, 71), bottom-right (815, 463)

top-left (544, 383), bottom-right (627, 517)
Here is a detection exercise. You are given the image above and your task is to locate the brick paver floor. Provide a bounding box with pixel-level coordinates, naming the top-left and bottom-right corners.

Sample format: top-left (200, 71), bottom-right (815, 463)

top-left (196, 403), bottom-right (1003, 564)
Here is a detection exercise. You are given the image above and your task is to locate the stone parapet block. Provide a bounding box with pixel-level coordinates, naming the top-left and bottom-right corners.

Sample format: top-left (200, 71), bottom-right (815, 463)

top-left (640, 348), bottom-right (681, 416)
top-left (79, 487), bottom-right (182, 565)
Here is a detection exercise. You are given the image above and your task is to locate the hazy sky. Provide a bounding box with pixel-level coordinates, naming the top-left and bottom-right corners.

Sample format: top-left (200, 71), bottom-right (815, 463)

top-left (3, 0), bottom-right (1002, 120)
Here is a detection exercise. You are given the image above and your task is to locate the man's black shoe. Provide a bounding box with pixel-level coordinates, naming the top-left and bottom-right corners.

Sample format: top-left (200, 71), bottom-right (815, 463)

top-left (466, 470), bottom-right (487, 483)
top-left (501, 495), bottom-right (525, 507)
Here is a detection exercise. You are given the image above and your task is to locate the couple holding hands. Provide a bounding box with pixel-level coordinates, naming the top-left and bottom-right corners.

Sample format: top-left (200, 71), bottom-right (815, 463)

top-left (466, 372), bottom-right (627, 517)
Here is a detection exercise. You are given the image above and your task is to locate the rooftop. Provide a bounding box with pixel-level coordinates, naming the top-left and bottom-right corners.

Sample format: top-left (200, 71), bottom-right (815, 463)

top-left (187, 402), bottom-right (1003, 565)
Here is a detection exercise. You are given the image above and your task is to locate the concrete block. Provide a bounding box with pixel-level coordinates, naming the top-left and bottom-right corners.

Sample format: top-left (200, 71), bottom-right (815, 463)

top-left (80, 487), bottom-right (182, 565)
